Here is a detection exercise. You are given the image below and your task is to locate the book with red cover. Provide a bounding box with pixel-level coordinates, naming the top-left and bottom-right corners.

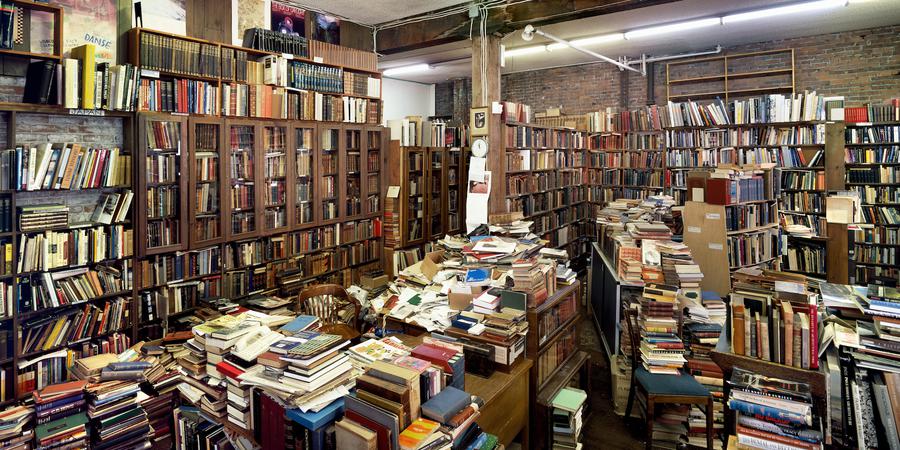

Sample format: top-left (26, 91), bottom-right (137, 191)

top-left (705, 178), bottom-right (731, 205)
top-left (345, 409), bottom-right (391, 450)
top-left (215, 361), bottom-right (244, 380)
top-left (411, 344), bottom-right (457, 374)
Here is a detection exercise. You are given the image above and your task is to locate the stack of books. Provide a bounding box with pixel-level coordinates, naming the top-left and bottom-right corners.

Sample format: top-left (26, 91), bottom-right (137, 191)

top-left (639, 284), bottom-right (686, 375)
top-left (510, 258), bottom-right (555, 307)
top-left (18, 204), bottom-right (69, 232)
top-left (0, 405), bottom-right (33, 447)
top-left (86, 380), bottom-right (152, 448)
top-left (420, 386), bottom-right (491, 449)
top-left (679, 294), bottom-right (725, 449)
top-left (651, 404), bottom-right (691, 448)
top-left (550, 387), bottom-right (587, 449)
top-left (276, 331), bottom-right (353, 396)
top-left (617, 246), bottom-right (644, 285)
top-left (411, 339), bottom-right (465, 390)
top-left (657, 241), bottom-right (703, 296)
top-left (99, 361), bottom-right (150, 381)
top-left (34, 380), bottom-right (89, 449)
top-left (727, 368), bottom-right (820, 449)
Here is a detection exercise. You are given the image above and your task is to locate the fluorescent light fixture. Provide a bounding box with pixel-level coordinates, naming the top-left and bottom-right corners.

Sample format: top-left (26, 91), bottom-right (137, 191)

top-left (624, 17), bottom-right (721, 39)
top-left (383, 64), bottom-right (432, 76)
top-left (722, 0), bottom-right (848, 23)
top-left (503, 45), bottom-right (548, 57)
top-left (546, 33), bottom-right (625, 51)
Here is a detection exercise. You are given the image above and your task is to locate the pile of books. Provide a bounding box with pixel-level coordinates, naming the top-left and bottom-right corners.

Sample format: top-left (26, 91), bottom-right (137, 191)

top-left (617, 246), bottom-right (644, 285)
top-left (18, 204), bottom-right (68, 232)
top-left (818, 282), bottom-right (900, 447)
top-left (551, 387), bottom-right (587, 449)
top-left (86, 380), bottom-right (152, 448)
top-left (727, 368), bottom-right (820, 449)
top-left (510, 257), bottom-right (556, 307)
top-left (680, 293), bottom-right (725, 449)
top-left (651, 404), bottom-right (690, 448)
top-left (657, 241), bottom-right (703, 295)
top-left (0, 405), bottom-right (33, 447)
top-left (639, 284), bottom-right (686, 375)
top-left (34, 380), bottom-right (89, 449)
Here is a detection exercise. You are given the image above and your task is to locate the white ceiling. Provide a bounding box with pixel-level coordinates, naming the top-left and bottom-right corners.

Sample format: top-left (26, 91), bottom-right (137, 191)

top-left (288, 0), bottom-right (472, 25)
top-left (375, 0), bottom-right (900, 84)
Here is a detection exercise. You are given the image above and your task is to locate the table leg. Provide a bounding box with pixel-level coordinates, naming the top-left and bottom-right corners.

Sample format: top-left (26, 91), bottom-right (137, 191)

top-left (646, 397), bottom-right (654, 450)
top-left (706, 397), bottom-right (714, 450)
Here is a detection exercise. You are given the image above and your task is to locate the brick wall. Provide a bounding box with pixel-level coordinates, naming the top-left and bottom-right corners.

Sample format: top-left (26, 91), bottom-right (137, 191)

top-left (3, 113), bottom-right (125, 222)
top-left (436, 24), bottom-right (900, 118)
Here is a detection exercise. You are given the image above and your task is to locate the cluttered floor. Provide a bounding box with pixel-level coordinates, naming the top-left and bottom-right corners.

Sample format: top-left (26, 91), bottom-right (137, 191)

top-left (580, 321), bottom-right (644, 450)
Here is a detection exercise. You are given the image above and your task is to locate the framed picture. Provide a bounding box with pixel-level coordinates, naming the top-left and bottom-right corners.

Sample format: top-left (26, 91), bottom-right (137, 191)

top-left (470, 107), bottom-right (489, 137)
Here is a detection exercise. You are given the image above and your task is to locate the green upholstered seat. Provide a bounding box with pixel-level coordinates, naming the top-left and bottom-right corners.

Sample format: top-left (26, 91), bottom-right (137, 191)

top-left (634, 367), bottom-right (710, 397)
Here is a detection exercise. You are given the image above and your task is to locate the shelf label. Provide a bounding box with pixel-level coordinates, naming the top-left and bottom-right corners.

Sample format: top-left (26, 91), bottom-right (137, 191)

top-left (708, 243), bottom-right (723, 250)
top-left (141, 69), bottom-right (160, 78)
top-left (387, 186), bottom-right (400, 198)
top-left (313, 56), bottom-right (324, 63)
top-left (68, 109), bottom-right (105, 117)
top-left (171, 112), bottom-right (188, 116)
top-left (282, 53), bottom-right (294, 60)
top-left (687, 226), bottom-right (701, 234)
top-left (705, 213), bottom-right (721, 220)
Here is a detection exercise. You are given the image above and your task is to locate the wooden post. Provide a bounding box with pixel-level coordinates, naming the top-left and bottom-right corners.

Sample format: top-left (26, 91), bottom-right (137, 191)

top-left (471, 34), bottom-right (505, 215)
top-left (824, 122), bottom-right (849, 283)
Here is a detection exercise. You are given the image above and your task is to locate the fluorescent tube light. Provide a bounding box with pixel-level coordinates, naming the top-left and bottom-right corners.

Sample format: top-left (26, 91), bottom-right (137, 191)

top-left (503, 45), bottom-right (548, 57)
top-left (722, 0), bottom-right (848, 23)
top-left (624, 18), bottom-right (721, 39)
top-left (546, 33), bottom-right (624, 51)
top-left (383, 64), bottom-right (432, 76)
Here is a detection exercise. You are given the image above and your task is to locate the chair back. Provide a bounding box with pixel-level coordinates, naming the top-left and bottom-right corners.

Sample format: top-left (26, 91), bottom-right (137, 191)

top-left (624, 306), bottom-right (641, 369)
top-left (297, 284), bottom-right (360, 330)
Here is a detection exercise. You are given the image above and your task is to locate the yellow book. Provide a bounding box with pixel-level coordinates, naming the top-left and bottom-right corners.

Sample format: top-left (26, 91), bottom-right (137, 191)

top-left (43, 317), bottom-right (67, 351)
top-left (70, 44), bottom-right (96, 109)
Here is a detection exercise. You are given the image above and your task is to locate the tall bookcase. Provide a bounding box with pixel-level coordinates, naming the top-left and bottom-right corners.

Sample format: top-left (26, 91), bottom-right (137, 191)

top-left (382, 142), bottom-right (467, 275)
top-left (0, 106), bottom-right (138, 403)
top-left (844, 120), bottom-right (900, 285)
top-left (136, 117), bottom-right (385, 336)
top-left (502, 122), bottom-right (592, 257)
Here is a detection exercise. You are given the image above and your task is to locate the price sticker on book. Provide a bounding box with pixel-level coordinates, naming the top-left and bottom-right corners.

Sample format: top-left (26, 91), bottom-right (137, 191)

top-left (141, 69), bottom-right (160, 79)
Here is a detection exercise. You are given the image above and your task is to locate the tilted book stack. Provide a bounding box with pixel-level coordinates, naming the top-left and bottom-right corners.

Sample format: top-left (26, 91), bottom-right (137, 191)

top-left (639, 283), bottom-right (686, 375)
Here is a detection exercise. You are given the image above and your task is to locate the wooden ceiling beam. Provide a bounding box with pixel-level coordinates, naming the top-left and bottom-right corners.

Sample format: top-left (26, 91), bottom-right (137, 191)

top-left (375, 0), bottom-right (680, 54)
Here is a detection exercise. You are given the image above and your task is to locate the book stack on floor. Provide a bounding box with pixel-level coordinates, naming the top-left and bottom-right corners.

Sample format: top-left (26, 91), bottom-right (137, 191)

top-left (172, 406), bottom-right (235, 450)
top-left (418, 386), bottom-right (492, 449)
top-left (679, 292), bottom-right (725, 448)
top-left (33, 380), bottom-right (89, 449)
top-left (726, 367), bottom-right (821, 450)
top-left (551, 387), bottom-right (587, 450)
top-left (639, 283), bottom-right (686, 375)
top-left (341, 359), bottom-right (422, 449)
top-left (86, 379), bottom-right (152, 449)
top-left (651, 404), bottom-right (691, 449)
top-left (0, 405), bottom-right (33, 448)
top-left (657, 241), bottom-right (703, 297)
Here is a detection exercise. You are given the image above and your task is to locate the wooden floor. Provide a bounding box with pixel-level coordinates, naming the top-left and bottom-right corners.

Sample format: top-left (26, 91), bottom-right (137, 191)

top-left (579, 321), bottom-right (645, 450)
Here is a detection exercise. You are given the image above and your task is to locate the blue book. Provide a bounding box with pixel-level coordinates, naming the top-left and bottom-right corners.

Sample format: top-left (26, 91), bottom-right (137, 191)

top-left (421, 386), bottom-right (470, 424)
top-left (286, 397), bottom-right (344, 431)
top-left (465, 268), bottom-right (491, 284)
top-left (726, 399), bottom-right (811, 426)
top-left (106, 361), bottom-right (152, 371)
top-left (279, 315), bottom-right (319, 336)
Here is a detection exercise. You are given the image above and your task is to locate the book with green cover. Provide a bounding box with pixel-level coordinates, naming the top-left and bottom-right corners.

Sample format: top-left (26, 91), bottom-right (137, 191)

top-left (35, 411), bottom-right (88, 439)
top-left (551, 387), bottom-right (587, 413)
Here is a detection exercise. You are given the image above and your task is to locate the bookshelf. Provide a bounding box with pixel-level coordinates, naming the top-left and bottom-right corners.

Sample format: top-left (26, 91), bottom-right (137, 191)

top-left (525, 281), bottom-right (590, 450)
top-left (844, 120), bottom-right (900, 285)
top-left (0, 107), bottom-right (138, 403)
top-left (135, 116), bottom-right (385, 332)
top-left (502, 121), bottom-right (592, 256)
top-left (666, 49), bottom-right (795, 102)
top-left (683, 167), bottom-right (780, 295)
top-left (128, 28), bottom-right (382, 122)
top-left (137, 113), bottom-right (189, 256)
top-left (382, 142), bottom-right (468, 275)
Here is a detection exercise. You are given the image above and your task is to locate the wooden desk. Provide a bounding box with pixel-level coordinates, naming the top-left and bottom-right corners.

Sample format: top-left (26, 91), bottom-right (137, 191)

top-left (396, 334), bottom-right (534, 449)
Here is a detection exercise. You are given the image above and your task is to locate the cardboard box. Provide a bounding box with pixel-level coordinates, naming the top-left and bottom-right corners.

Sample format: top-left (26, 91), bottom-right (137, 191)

top-left (360, 274), bottom-right (388, 290)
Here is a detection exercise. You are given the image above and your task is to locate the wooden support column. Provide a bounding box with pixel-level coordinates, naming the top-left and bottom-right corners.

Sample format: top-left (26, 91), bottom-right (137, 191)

top-left (471, 34), bottom-right (506, 215)
top-left (824, 122), bottom-right (850, 284)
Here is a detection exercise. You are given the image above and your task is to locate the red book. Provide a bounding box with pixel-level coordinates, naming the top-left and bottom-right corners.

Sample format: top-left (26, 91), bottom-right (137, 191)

top-left (345, 409), bottom-right (390, 450)
top-left (411, 344), bottom-right (456, 374)
top-left (215, 361), bottom-right (244, 380)
top-left (705, 178), bottom-right (730, 205)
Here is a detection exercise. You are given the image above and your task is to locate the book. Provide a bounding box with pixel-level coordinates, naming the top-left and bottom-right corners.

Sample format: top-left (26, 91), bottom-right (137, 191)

top-left (70, 44), bottom-right (96, 109)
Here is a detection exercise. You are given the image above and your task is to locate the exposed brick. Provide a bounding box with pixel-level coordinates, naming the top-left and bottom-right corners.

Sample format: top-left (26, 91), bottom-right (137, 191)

top-left (436, 24), bottom-right (900, 116)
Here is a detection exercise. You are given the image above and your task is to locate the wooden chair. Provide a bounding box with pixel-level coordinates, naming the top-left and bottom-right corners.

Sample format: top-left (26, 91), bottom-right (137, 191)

top-left (623, 308), bottom-right (715, 450)
top-left (296, 284), bottom-right (361, 341)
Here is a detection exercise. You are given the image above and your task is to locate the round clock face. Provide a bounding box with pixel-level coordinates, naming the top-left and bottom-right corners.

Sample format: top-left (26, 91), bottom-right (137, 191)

top-left (472, 138), bottom-right (489, 157)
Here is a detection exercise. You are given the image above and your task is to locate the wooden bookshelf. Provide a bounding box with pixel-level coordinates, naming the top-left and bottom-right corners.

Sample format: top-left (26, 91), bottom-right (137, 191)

top-left (135, 115), bottom-right (385, 332)
top-left (128, 27), bottom-right (382, 121)
top-left (501, 121), bottom-right (593, 256)
top-left (666, 49), bottom-right (795, 102)
top-left (843, 121), bottom-right (900, 285)
top-left (0, 107), bottom-right (138, 401)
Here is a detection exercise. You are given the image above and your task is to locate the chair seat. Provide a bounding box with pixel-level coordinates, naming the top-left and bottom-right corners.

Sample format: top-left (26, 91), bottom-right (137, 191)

top-left (319, 323), bottom-right (360, 341)
top-left (635, 367), bottom-right (710, 398)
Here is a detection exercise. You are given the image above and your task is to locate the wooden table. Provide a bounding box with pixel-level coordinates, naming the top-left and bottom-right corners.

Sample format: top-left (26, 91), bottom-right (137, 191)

top-left (396, 334), bottom-right (534, 449)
